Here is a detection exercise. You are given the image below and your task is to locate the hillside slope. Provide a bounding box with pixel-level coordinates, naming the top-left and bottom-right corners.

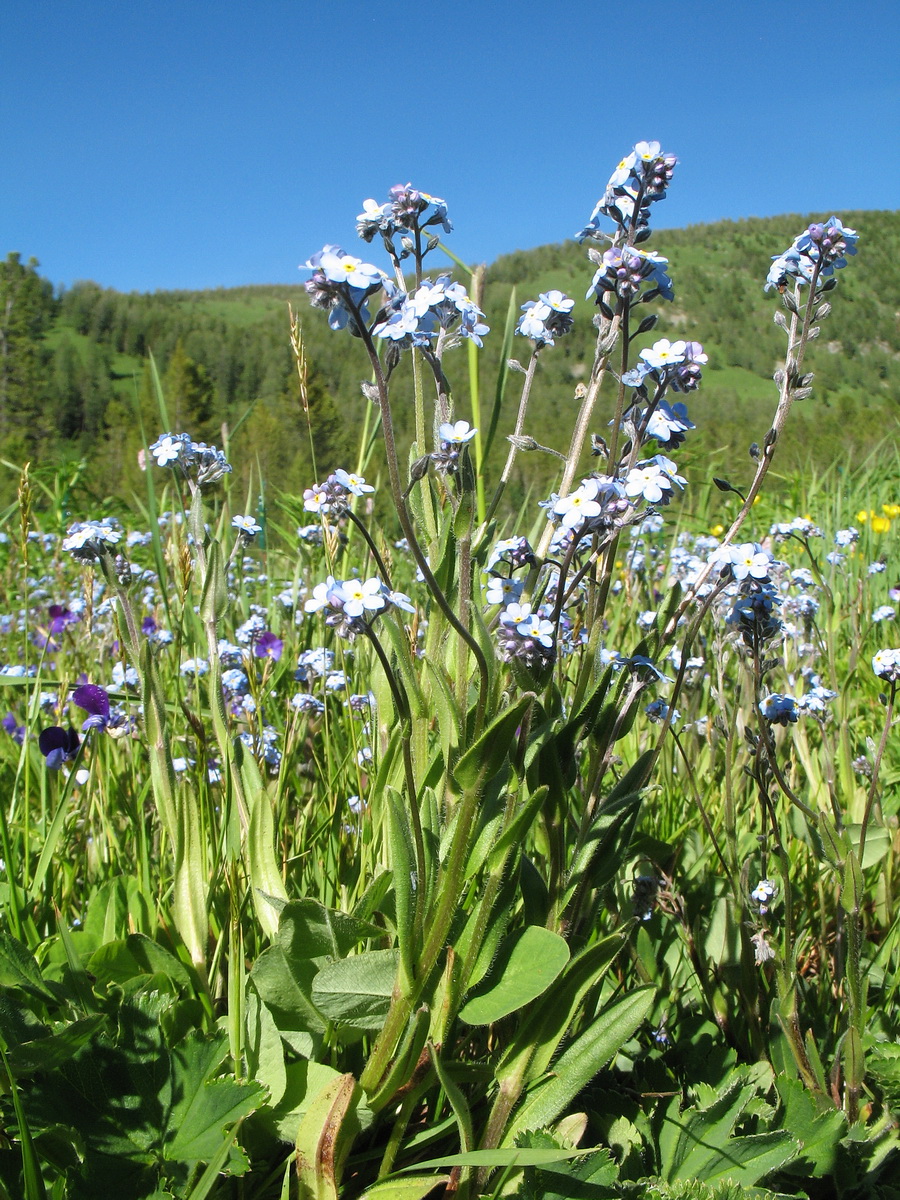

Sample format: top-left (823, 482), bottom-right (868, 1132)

top-left (2, 210), bottom-right (897, 508)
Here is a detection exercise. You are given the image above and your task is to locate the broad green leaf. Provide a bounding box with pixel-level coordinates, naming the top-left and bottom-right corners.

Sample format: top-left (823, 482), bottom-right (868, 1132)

top-left (244, 984), bottom-right (287, 1108)
top-left (249, 944), bottom-right (327, 1040)
top-left (774, 1075), bottom-right (845, 1178)
top-left (165, 1035), bottom-right (265, 1165)
top-left (23, 1012), bottom-right (263, 1194)
top-left (253, 1059), bottom-right (342, 1144)
top-left (87, 934), bottom-right (192, 990)
top-left (846, 821), bottom-right (891, 868)
top-left (0, 932), bottom-right (53, 998)
top-left (460, 926), bottom-right (570, 1025)
top-left (311, 950), bottom-right (400, 1031)
top-left (496, 933), bottom-right (626, 1085)
top-left (657, 1072), bottom-right (799, 1185)
top-left (278, 898), bottom-right (382, 961)
top-left (10, 1015), bottom-right (105, 1074)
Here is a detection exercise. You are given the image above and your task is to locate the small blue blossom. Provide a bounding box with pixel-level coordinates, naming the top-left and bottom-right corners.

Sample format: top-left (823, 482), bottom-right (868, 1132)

top-left (232, 514), bottom-right (262, 537)
top-left (750, 879), bottom-right (778, 913)
top-left (760, 694), bottom-right (799, 725)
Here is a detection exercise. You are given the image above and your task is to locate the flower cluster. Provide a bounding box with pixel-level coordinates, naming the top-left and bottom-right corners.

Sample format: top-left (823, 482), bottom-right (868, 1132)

top-left (515, 291), bottom-right (575, 346)
top-left (760, 693), bottom-right (799, 725)
top-left (726, 584), bottom-right (782, 649)
top-left (625, 339), bottom-right (707, 395)
top-left (497, 601), bottom-right (556, 673)
top-left (62, 518), bottom-right (123, 562)
top-left (872, 648), bottom-right (900, 683)
top-left (305, 575), bottom-right (413, 640)
top-left (373, 275), bottom-right (489, 349)
top-left (357, 184), bottom-right (451, 260)
top-left (585, 246), bottom-right (674, 306)
top-left (750, 879), bottom-right (778, 914)
top-left (303, 469), bottom-right (374, 516)
top-left (149, 433), bottom-right (232, 485)
top-left (765, 216), bottom-right (858, 293)
top-left (303, 245), bottom-right (385, 333)
top-left (577, 140), bottom-right (678, 242)
top-left (432, 421), bottom-right (477, 475)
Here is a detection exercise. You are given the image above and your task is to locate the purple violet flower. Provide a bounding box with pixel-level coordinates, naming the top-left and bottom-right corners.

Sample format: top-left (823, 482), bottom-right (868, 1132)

top-left (254, 632), bottom-right (284, 662)
top-left (38, 726), bottom-right (80, 770)
top-left (72, 684), bottom-right (111, 731)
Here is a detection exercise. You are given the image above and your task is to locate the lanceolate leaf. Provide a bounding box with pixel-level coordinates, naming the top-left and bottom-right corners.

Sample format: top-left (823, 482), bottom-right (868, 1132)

top-left (501, 985), bottom-right (655, 1145)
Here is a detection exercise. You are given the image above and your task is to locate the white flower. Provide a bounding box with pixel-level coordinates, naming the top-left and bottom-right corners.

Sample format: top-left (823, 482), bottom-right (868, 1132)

top-left (640, 339), bottom-right (686, 370)
top-left (729, 544), bottom-right (773, 582)
top-left (438, 420), bottom-right (477, 445)
top-left (337, 577), bottom-right (387, 618)
top-left (334, 469), bottom-right (374, 496)
top-left (150, 435), bottom-right (185, 467)
top-left (625, 463), bottom-right (673, 505)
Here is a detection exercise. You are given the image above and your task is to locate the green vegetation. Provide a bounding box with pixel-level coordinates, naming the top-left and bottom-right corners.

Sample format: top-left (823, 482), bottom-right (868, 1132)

top-left (1, 195), bottom-right (900, 1197)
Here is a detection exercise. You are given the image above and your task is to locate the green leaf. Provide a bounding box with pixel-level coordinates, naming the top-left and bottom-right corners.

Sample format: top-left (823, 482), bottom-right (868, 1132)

top-left (238, 738), bottom-right (288, 939)
top-left (358, 1175), bottom-right (451, 1200)
top-left (279, 898), bottom-right (383, 960)
top-left (501, 985), bottom-right (655, 1145)
top-left (199, 538), bottom-right (228, 625)
top-left (244, 984), bottom-right (287, 1109)
top-left (452, 694), bottom-right (534, 792)
top-left (249, 945), bottom-right (326, 1043)
top-left (87, 934), bottom-right (192, 990)
top-left (253, 1059), bottom-right (342, 1145)
top-left (407, 1147), bottom-right (589, 1170)
top-left (460, 926), bottom-right (570, 1025)
top-left (496, 933), bottom-right (626, 1086)
top-left (385, 787), bottom-right (416, 993)
top-left (10, 1016), bottom-right (105, 1074)
top-left (0, 932), bottom-right (54, 999)
top-left (846, 821), bottom-right (891, 868)
top-left (165, 1035), bottom-right (264, 1165)
top-left (311, 950), bottom-right (400, 1032)
top-left (23, 1010), bottom-right (263, 1194)
top-left (657, 1071), bottom-right (799, 1185)
top-left (774, 1075), bottom-right (845, 1178)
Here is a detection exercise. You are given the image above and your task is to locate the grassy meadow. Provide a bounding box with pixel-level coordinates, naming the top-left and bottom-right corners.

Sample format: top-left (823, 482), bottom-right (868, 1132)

top-left (1, 170), bottom-right (900, 1199)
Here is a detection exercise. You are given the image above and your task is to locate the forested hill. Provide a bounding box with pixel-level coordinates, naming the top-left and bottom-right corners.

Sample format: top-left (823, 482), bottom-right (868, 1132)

top-left (2, 209), bottom-right (898, 511)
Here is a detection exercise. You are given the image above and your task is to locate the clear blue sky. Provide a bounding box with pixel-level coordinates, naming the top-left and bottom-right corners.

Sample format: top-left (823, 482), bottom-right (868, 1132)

top-left (3, 1), bottom-right (898, 294)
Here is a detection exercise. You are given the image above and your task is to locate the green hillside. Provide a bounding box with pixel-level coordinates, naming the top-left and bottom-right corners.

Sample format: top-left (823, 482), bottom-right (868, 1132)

top-left (2, 209), bottom-right (898, 511)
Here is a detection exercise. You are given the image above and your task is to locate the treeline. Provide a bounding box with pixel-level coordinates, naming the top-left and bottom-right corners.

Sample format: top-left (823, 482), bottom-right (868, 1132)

top-left (2, 209), bottom-right (898, 513)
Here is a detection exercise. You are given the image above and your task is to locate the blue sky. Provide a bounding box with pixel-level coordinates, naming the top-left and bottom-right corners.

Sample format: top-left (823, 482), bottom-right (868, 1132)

top-left (3, 1), bottom-right (898, 293)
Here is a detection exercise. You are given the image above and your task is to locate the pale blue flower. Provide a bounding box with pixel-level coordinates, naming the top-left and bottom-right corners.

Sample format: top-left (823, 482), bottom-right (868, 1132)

top-left (232, 514), bottom-right (262, 537)
top-left (439, 420), bottom-right (477, 445)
